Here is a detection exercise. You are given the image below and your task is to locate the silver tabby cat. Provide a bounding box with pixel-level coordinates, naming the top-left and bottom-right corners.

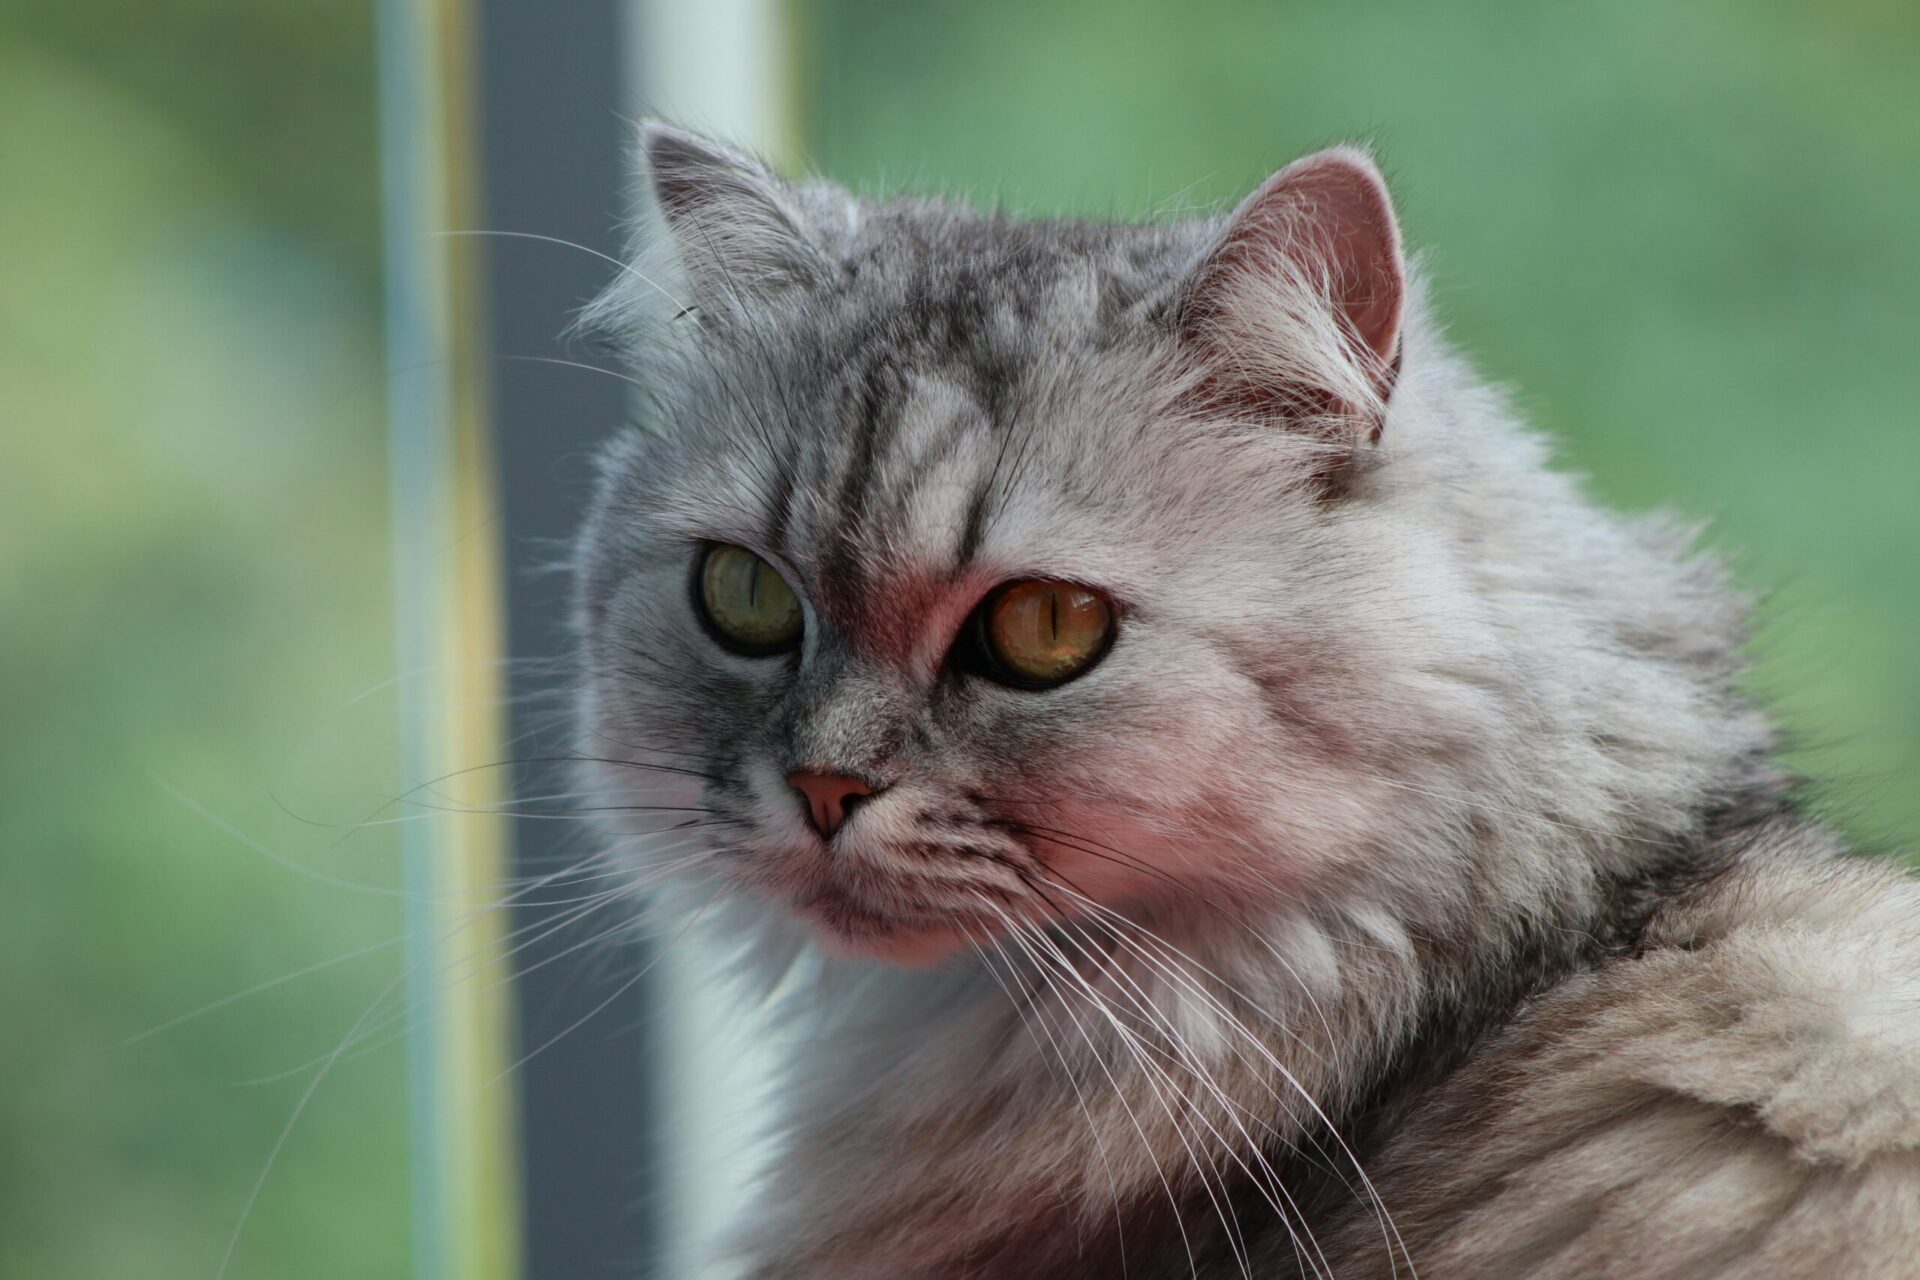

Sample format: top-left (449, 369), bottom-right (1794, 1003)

top-left (570, 124), bottom-right (1920, 1278)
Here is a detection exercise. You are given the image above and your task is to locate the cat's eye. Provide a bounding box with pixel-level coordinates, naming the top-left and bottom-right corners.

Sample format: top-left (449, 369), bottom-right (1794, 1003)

top-left (965, 579), bottom-right (1115, 688)
top-left (696, 544), bottom-right (804, 654)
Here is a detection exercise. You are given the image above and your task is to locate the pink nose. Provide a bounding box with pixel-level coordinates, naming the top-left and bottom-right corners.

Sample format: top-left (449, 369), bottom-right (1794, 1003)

top-left (786, 772), bottom-right (875, 838)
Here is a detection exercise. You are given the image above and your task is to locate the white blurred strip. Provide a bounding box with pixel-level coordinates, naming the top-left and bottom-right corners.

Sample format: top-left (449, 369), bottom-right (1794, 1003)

top-left (617, 4), bottom-right (792, 1279)
top-left (629, 0), bottom-right (794, 157)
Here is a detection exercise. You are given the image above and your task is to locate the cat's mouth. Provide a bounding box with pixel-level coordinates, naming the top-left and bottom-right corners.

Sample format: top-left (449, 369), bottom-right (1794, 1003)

top-left (796, 883), bottom-right (997, 966)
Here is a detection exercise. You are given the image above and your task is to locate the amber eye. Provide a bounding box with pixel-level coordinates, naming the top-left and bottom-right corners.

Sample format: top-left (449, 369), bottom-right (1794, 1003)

top-left (696, 544), bottom-right (804, 654)
top-left (968, 579), bottom-right (1116, 688)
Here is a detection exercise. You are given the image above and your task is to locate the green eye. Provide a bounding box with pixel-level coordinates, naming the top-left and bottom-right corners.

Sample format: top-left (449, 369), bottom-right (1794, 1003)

top-left (971, 579), bottom-right (1115, 688)
top-left (696, 544), bottom-right (803, 654)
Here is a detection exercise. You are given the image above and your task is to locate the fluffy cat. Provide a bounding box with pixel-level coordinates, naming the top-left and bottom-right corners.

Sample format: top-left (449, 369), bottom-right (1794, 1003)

top-left (568, 123), bottom-right (1920, 1278)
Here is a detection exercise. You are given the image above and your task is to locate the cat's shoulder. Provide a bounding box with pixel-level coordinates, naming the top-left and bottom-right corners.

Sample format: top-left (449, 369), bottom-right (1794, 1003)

top-left (1552, 849), bottom-right (1920, 1171)
top-left (1334, 845), bottom-right (1920, 1278)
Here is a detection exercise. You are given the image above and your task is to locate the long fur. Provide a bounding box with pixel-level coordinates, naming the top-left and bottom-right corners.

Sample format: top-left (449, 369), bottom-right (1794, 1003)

top-left (568, 124), bottom-right (1919, 1278)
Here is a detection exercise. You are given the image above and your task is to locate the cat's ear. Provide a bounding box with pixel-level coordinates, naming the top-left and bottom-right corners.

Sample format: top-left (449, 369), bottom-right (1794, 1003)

top-left (1175, 147), bottom-right (1406, 459)
top-left (637, 122), bottom-right (828, 322)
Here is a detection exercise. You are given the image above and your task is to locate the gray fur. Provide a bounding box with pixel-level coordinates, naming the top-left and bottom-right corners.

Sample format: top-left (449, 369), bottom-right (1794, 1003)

top-left (569, 124), bottom-right (1920, 1277)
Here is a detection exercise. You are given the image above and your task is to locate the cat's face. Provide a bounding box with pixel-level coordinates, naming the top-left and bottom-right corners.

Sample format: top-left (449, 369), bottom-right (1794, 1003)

top-left (575, 127), bottom-right (1423, 964)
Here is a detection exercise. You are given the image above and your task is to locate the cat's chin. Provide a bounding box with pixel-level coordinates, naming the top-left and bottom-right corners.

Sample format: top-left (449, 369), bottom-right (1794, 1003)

top-left (813, 921), bottom-right (972, 967)
top-left (795, 890), bottom-right (982, 967)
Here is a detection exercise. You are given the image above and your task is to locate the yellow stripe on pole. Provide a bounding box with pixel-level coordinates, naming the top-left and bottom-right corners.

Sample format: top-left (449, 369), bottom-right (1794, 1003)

top-left (428, 2), bottom-right (521, 1276)
top-left (381, 0), bottom-right (522, 1275)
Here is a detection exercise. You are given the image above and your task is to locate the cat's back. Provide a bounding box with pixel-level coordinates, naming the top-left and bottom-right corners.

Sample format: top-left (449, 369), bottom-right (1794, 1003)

top-left (1316, 832), bottom-right (1920, 1279)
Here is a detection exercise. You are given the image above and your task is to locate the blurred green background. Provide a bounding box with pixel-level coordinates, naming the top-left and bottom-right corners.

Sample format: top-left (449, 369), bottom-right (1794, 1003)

top-left (0, 3), bottom-right (409, 1278)
top-left (2, 1), bottom-right (1914, 1276)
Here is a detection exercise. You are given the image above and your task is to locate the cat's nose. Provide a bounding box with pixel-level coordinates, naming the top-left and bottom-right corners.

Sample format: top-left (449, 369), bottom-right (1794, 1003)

top-left (786, 771), bottom-right (877, 838)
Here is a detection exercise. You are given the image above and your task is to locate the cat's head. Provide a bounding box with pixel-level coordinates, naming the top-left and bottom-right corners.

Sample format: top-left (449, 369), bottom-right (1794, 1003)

top-left (570, 125), bottom-right (1520, 965)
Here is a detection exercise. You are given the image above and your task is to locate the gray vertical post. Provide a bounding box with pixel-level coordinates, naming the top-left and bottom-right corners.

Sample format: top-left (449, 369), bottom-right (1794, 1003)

top-left (473, 5), bottom-right (660, 1277)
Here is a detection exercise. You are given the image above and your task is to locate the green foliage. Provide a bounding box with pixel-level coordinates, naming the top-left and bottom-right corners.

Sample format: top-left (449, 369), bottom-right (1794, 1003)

top-left (0, 6), bottom-right (407, 1277)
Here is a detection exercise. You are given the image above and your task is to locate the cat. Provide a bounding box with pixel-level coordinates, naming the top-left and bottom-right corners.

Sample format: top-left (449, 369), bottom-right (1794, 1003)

top-left (566, 123), bottom-right (1920, 1278)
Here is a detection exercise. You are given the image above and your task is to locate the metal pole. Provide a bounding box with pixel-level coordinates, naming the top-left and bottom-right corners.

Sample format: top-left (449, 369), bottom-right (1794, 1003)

top-left (381, 1), bottom-right (520, 1277)
top-left (472, 3), bottom-right (662, 1277)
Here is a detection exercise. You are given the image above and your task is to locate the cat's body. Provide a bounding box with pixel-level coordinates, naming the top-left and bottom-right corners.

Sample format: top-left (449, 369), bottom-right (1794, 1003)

top-left (571, 126), bottom-right (1920, 1278)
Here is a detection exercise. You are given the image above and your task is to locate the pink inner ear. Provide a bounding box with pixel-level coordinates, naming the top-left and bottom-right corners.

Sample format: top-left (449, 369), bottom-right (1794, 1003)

top-left (1283, 153), bottom-right (1404, 368)
top-left (1190, 147), bottom-right (1406, 389)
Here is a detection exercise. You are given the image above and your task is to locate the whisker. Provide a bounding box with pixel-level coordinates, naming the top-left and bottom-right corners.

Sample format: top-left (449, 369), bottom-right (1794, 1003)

top-left (338, 798), bottom-right (720, 828)
top-left (970, 930), bottom-right (1135, 1276)
top-left (980, 899), bottom-right (1201, 1279)
top-left (1022, 914), bottom-right (1250, 1280)
top-left (209, 821), bottom-right (711, 1273)
top-left (125, 933), bottom-right (403, 1046)
top-left (233, 887), bottom-right (633, 1087)
top-left (1037, 904), bottom-right (1309, 1279)
top-left (434, 228), bottom-right (692, 315)
top-left (1040, 894), bottom-right (1334, 1280)
top-left (482, 881), bottom-right (723, 1090)
top-left (1035, 876), bottom-right (1415, 1277)
top-left (227, 844), bottom-right (710, 1087)
top-left (156, 776), bottom-right (423, 902)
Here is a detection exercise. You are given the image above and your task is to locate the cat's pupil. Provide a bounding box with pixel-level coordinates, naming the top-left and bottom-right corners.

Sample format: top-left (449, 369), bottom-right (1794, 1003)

top-left (696, 544), bottom-right (802, 654)
top-left (977, 579), bottom-right (1114, 688)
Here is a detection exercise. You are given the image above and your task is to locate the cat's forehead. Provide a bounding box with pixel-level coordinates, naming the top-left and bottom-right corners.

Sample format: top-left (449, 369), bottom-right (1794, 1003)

top-left (814, 206), bottom-right (1197, 364)
top-left (666, 348), bottom-right (1159, 664)
top-left (784, 369), bottom-right (998, 576)
top-left (631, 208), bottom-right (1265, 647)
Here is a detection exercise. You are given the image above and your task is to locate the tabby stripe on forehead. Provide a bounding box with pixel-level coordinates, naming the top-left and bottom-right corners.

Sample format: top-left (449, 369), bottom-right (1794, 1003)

top-left (764, 457), bottom-right (796, 557)
top-left (952, 479), bottom-right (993, 574)
top-left (869, 403), bottom-right (976, 575)
top-left (819, 354), bottom-right (901, 607)
top-left (953, 358), bottom-right (1030, 574)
